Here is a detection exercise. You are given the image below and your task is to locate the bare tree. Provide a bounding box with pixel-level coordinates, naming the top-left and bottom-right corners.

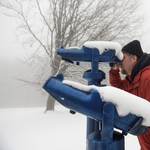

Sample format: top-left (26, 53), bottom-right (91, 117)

top-left (0, 0), bottom-right (144, 111)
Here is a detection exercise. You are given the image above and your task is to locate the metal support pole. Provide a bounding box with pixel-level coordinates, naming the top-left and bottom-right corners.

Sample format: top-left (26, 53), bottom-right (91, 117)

top-left (83, 48), bottom-right (106, 147)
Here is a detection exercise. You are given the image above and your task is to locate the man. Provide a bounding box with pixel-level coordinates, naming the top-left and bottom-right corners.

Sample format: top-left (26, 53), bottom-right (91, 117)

top-left (109, 40), bottom-right (150, 150)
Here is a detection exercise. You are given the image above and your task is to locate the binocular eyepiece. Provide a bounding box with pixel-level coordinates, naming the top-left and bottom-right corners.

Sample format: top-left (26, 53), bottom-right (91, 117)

top-left (109, 63), bottom-right (116, 68)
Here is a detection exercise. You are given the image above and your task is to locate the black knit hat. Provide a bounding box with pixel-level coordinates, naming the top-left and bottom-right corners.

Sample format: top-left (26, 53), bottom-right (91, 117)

top-left (122, 40), bottom-right (143, 58)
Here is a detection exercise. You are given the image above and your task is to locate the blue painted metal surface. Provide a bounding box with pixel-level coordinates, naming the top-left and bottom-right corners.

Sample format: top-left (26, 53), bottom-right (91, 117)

top-left (87, 103), bottom-right (124, 150)
top-left (87, 130), bottom-right (124, 150)
top-left (83, 48), bottom-right (104, 139)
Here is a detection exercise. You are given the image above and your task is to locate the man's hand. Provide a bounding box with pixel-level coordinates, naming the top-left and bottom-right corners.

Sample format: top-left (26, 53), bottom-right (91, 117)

top-left (111, 63), bottom-right (120, 70)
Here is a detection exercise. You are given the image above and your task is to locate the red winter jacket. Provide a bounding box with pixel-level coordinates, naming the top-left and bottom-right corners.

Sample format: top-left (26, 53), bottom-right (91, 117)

top-left (109, 66), bottom-right (150, 150)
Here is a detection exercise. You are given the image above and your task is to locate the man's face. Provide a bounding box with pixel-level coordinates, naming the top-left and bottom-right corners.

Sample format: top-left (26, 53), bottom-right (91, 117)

top-left (119, 52), bottom-right (137, 75)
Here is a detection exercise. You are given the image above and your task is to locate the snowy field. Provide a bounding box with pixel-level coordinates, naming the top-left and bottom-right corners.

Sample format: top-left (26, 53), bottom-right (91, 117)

top-left (0, 104), bottom-right (140, 150)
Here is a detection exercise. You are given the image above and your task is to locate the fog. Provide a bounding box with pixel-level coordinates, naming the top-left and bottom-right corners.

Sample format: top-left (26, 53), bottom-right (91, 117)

top-left (0, 0), bottom-right (150, 108)
top-left (0, 15), bottom-right (47, 108)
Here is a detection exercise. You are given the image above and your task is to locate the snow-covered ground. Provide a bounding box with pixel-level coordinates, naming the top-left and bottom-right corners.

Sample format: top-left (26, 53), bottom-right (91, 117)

top-left (0, 105), bottom-right (140, 150)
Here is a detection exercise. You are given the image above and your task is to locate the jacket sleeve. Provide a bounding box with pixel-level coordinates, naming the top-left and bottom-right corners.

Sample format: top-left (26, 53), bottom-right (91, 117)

top-left (109, 68), bottom-right (129, 91)
top-left (140, 74), bottom-right (150, 103)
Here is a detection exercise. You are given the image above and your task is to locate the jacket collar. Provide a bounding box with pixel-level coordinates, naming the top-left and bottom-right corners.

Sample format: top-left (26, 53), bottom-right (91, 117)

top-left (130, 53), bottom-right (150, 84)
top-left (127, 65), bottom-right (150, 85)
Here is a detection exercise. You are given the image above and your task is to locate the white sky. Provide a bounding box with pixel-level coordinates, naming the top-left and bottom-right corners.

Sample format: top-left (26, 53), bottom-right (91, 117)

top-left (0, 1), bottom-right (150, 59)
top-left (140, 0), bottom-right (150, 52)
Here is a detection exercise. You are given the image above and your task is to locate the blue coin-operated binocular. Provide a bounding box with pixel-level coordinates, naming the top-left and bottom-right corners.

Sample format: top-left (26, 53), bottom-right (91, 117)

top-left (58, 46), bottom-right (120, 65)
top-left (43, 41), bottom-right (148, 150)
top-left (57, 41), bottom-right (123, 85)
top-left (57, 41), bottom-right (122, 66)
top-left (43, 73), bottom-right (147, 136)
